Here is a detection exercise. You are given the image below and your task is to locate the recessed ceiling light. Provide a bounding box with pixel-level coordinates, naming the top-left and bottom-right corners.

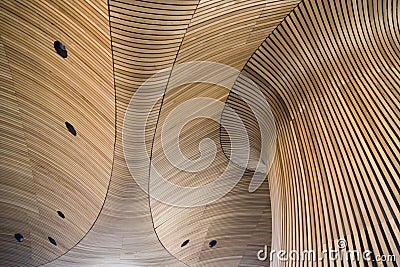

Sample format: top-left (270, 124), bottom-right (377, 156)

top-left (181, 239), bottom-right (189, 247)
top-left (48, 237), bottom-right (57, 246)
top-left (54, 41), bottom-right (67, 58)
top-left (57, 210), bottom-right (65, 219)
top-left (65, 122), bottom-right (77, 136)
top-left (15, 233), bottom-right (24, 242)
top-left (209, 240), bottom-right (217, 248)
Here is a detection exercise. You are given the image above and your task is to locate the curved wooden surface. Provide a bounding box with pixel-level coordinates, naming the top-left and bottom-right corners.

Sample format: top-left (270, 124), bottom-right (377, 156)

top-left (0, 0), bottom-right (115, 266)
top-left (228, 0), bottom-right (400, 265)
top-left (46, 0), bottom-right (198, 266)
top-left (151, 1), bottom-right (299, 266)
top-left (1, 0), bottom-right (399, 266)
top-left (44, 1), bottom-right (299, 266)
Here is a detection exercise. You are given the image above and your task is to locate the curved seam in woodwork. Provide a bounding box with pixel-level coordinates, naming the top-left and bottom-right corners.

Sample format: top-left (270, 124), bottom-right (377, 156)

top-left (146, 2), bottom-right (202, 266)
top-left (39, 1), bottom-right (118, 265)
top-left (218, 0), bottom-right (305, 173)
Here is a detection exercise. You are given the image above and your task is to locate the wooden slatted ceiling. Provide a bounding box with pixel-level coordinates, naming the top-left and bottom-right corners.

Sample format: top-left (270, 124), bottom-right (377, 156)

top-left (176, 0), bottom-right (301, 69)
top-left (225, 0), bottom-right (400, 266)
top-left (47, 0), bottom-right (299, 266)
top-left (0, 0), bottom-right (114, 266)
top-left (0, 34), bottom-right (37, 267)
top-left (150, 1), bottom-right (299, 266)
top-left (3, 0), bottom-right (399, 266)
top-left (46, 1), bottom-right (198, 266)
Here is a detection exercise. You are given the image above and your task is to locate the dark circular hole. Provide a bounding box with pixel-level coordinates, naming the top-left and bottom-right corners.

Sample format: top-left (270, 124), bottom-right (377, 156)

top-left (15, 233), bottom-right (24, 242)
top-left (48, 236), bottom-right (57, 246)
top-left (65, 122), bottom-right (77, 136)
top-left (181, 239), bottom-right (189, 247)
top-left (209, 240), bottom-right (217, 248)
top-left (54, 41), bottom-right (67, 58)
top-left (57, 210), bottom-right (65, 219)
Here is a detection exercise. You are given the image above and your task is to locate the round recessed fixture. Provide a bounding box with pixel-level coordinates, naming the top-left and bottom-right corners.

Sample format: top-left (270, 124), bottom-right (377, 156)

top-left (54, 41), bottom-right (67, 58)
top-left (65, 121), bottom-right (77, 136)
top-left (209, 239), bottom-right (217, 248)
top-left (48, 236), bottom-right (57, 246)
top-left (181, 239), bottom-right (189, 247)
top-left (57, 210), bottom-right (65, 219)
top-left (15, 233), bottom-right (24, 242)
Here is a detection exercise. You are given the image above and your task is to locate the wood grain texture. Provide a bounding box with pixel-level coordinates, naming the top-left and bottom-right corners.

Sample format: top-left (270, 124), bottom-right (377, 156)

top-left (227, 0), bottom-right (400, 266)
top-left (0, 0), bottom-right (115, 266)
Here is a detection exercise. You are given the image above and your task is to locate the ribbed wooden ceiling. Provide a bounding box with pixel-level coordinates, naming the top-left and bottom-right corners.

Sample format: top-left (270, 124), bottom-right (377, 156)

top-left (0, 1), bottom-right (114, 266)
top-left (0, 0), bottom-right (399, 266)
top-left (242, 0), bottom-right (400, 263)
